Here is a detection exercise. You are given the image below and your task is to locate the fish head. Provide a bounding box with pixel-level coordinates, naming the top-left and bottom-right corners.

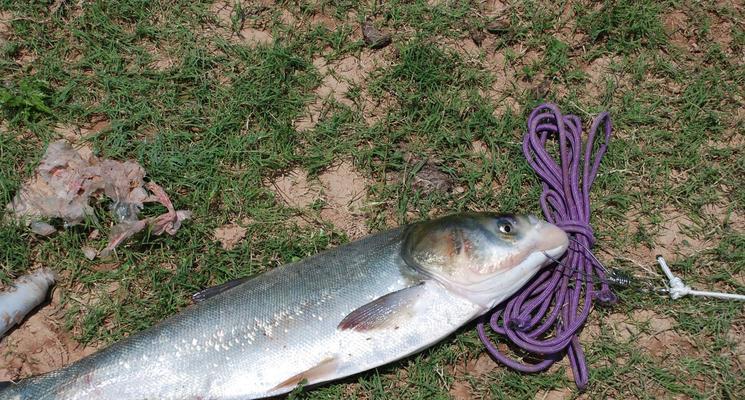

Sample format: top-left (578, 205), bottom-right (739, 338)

top-left (402, 213), bottom-right (569, 309)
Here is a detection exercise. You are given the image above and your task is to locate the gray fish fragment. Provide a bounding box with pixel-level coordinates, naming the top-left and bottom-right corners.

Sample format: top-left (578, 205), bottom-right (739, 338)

top-left (0, 269), bottom-right (56, 338)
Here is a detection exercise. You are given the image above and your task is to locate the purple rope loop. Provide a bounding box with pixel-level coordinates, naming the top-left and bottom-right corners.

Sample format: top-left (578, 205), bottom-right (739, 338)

top-left (477, 103), bottom-right (613, 390)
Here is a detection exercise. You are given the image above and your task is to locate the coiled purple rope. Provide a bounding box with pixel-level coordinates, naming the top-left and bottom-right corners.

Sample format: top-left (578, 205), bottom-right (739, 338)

top-left (477, 103), bottom-right (614, 390)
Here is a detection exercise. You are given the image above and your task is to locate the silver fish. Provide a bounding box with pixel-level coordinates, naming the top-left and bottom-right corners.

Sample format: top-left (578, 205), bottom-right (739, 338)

top-left (0, 213), bottom-right (568, 399)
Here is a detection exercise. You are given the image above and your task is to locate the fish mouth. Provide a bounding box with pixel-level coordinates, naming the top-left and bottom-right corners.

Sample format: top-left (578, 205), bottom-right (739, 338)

top-left (534, 222), bottom-right (569, 259)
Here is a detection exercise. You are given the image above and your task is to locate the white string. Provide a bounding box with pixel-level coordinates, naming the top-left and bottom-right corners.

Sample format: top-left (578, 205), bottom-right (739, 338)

top-left (656, 255), bottom-right (745, 301)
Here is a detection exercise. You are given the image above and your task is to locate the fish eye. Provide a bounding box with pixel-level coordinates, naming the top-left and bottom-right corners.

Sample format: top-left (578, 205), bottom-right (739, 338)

top-left (496, 218), bottom-right (516, 235)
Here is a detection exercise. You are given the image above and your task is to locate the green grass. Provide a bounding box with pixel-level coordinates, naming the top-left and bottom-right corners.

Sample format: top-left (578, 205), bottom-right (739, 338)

top-left (1, 0), bottom-right (743, 399)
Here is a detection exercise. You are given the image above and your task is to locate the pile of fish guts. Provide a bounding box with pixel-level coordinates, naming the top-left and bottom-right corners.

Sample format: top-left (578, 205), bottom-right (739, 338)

top-left (0, 212), bottom-right (568, 399)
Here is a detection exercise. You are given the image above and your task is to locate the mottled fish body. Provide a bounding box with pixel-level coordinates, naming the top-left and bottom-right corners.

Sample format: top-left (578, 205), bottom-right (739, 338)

top-left (0, 213), bottom-right (568, 399)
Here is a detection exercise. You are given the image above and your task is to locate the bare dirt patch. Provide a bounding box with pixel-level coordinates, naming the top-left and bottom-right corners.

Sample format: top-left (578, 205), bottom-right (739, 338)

top-left (0, 290), bottom-right (100, 381)
top-left (142, 41), bottom-right (176, 71)
top-left (318, 161), bottom-right (369, 239)
top-left (583, 56), bottom-right (620, 101)
top-left (235, 27), bottom-right (273, 47)
top-left (604, 310), bottom-right (698, 360)
top-left (439, 36), bottom-right (482, 60)
top-left (310, 13), bottom-right (340, 31)
top-left (449, 380), bottom-right (472, 400)
top-left (268, 167), bottom-right (321, 209)
top-left (213, 221), bottom-right (248, 250)
top-left (724, 325), bottom-right (744, 367)
top-left (663, 11), bottom-right (691, 48)
top-left (209, 0), bottom-right (232, 25)
top-left (208, 0), bottom-right (273, 47)
top-left (295, 56), bottom-right (360, 131)
top-left (448, 353), bottom-right (500, 399)
top-left (478, 45), bottom-right (553, 112)
top-left (267, 162), bottom-right (369, 238)
top-left (654, 208), bottom-right (711, 259)
top-left (295, 49), bottom-right (393, 130)
top-left (701, 202), bottom-right (745, 231)
top-left (0, 11), bottom-right (12, 38)
top-left (535, 388), bottom-right (574, 400)
top-left (278, 9), bottom-right (297, 26)
top-left (708, 15), bottom-right (733, 51)
top-left (53, 115), bottom-right (110, 143)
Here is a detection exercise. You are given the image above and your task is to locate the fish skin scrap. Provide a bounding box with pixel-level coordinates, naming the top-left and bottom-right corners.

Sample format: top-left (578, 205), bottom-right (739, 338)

top-left (6, 140), bottom-right (190, 258)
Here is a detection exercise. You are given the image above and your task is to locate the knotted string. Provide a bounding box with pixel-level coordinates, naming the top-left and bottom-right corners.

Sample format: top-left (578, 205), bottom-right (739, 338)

top-left (477, 103), bottom-right (614, 389)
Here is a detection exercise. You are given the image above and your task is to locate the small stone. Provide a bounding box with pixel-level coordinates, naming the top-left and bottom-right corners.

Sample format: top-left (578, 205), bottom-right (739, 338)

top-left (362, 19), bottom-right (392, 49)
top-left (412, 162), bottom-right (454, 195)
top-left (531, 80), bottom-right (551, 100)
top-left (81, 246), bottom-right (98, 260)
top-left (486, 18), bottom-right (511, 34)
top-left (470, 29), bottom-right (485, 47)
top-left (30, 221), bottom-right (56, 236)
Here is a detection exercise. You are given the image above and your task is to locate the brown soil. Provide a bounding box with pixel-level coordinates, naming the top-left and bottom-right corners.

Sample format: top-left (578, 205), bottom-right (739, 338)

top-left (0, 11), bottom-right (11, 38)
top-left (267, 161), bottom-right (369, 238)
top-left (582, 56), bottom-right (620, 101)
top-left (0, 290), bottom-right (100, 381)
top-left (295, 49), bottom-right (394, 131)
top-left (53, 115), bottom-right (110, 143)
top-left (235, 27), bottom-right (273, 48)
top-left (141, 41), bottom-right (176, 71)
top-left (213, 221), bottom-right (248, 250)
top-left (448, 353), bottom-right (500, 399)
top-left (604, 310), bottom-right (700, 360)
top-left (534, 388), bottom-right (574, 400)
top-left (208, 0), bottom-right (273, 47)
top-left (725, 325), bottom-right (745, 367)
top-left (663, 11), bottom-right (690, 48)
top-left (654, 208), bottom-right (711, 259)
top-left (448, 380), bottom-right (472, 400)
top-left (268, 168), bottom-right (321, 209)
top-left (318, 161), bottom-right (369, 239)
top-left (708, 14), bottom-right (734, 51)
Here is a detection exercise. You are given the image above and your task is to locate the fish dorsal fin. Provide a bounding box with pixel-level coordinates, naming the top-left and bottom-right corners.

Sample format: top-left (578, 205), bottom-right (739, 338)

top-left (191, 277), bottom-right (250, 303)
top-left (271, 356), bottom-right (338, 391)
top-left (338, 283), bottom-right (426, 331)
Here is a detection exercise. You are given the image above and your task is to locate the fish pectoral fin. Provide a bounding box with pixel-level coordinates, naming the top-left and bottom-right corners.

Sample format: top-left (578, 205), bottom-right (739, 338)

top-left (271, 356), bottom-right (338, 391)
top-left (338, 282), bottom-right (426, 331)
top-left (191, 277), bottom-right (250, 302)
